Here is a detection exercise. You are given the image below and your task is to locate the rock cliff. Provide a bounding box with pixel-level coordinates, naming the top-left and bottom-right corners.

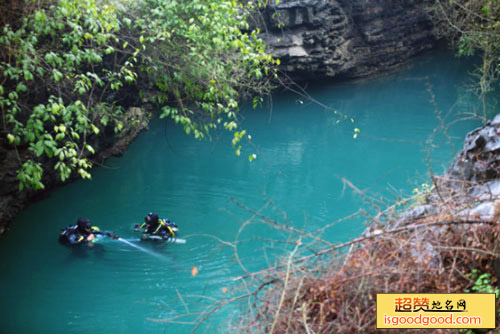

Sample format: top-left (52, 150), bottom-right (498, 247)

top-left (389, 115), bottom-right (500, 230)
top-left (258, 0), bottom-right (437, 80)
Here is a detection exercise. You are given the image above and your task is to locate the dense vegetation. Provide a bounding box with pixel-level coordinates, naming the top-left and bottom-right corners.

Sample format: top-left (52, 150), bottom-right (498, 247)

top-left (0, 0), bottom-right (276, 190)
top-left (435, 0), bottom-right (500, 118)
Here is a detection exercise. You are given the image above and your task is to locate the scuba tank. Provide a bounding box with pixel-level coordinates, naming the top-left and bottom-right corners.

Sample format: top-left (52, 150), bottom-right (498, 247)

top-left (58, 225), bottom-right (79, 245)
top-left (135, 217), bottom-right (179, 241)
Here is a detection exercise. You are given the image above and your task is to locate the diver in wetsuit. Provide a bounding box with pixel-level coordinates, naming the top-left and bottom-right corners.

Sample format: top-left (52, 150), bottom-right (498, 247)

top-left (59, 217), bottom-right (117, 245)
top-left (134, 213), bottom-right (178, 240)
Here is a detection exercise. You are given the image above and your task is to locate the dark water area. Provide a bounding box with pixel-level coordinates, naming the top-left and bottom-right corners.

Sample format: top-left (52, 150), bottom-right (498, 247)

top-left (0, 51), bottom-right (489, 333)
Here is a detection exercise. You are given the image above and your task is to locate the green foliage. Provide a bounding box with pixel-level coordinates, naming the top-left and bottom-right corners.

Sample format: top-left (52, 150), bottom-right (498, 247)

top-left (1, 0), bottom-right (132, 190)
top-left (460, 270), bottom-right (499, 334)
top-left (435, 0), bottom-right (500, 118)
top-left (17, 160), bottom-right (44, 191)
top-left (135, 0), bottom-right (276, 143)
top-left (465, 270), bottom-right (499, 296)
top-left (1, 0), bottom-right (275, 190)
top-left (411, 182), bottom-right (432, 205)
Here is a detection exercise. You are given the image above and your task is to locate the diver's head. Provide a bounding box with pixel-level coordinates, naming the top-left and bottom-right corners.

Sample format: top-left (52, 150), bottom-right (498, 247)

top-left (77, 217), bottom-right (92, 233)
top-left (145, 213), bottom-right (159, 225)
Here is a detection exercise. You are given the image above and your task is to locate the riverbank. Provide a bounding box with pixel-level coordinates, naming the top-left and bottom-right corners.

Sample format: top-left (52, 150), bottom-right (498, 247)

top-left (236, 116), bottom-right (500, 333)
top-left (0, 107), bottom-right (150, 236)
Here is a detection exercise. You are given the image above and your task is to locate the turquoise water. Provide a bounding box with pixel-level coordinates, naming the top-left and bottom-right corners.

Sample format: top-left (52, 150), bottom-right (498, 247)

top-left (0, 51), bottom-right (488, 333)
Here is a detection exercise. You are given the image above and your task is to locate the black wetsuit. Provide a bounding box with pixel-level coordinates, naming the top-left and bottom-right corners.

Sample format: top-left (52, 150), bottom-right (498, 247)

top-left (139, 219), bottom-right (177, 239)
top-left (59, 225), bottom-right (110, 245)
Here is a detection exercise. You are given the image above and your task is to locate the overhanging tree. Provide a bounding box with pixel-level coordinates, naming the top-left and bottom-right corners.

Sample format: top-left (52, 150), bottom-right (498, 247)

top-left (435, 0), bottom-right (500, 118)
top-left (0, 0), bottom-right (276, 190)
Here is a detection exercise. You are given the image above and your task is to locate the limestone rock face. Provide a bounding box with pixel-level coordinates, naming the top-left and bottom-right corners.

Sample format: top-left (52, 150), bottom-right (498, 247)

top-left (447, 114), bottom-right (500, 184)
top-left (258, 0), bottom-right (437, 80)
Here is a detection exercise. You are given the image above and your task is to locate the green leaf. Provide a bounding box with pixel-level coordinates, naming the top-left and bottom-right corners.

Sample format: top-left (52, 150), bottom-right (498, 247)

top-left (100, 115), bottom-right (109, 126)
top-left (52, 69), bottom-right (63, 82)
top-left (7, 134), bottom-right (15, 144)
top-left (8, 91), bottom-right (18, 101)
top-left (16, 82), bottom-right (27, 93)
top-left (35, 143), bottom-right (44, 157)
top-left (34, 11), bottom-right (46, 23)
top-left (86, 144), bottom-right (95, 155)
top-left (91, 124), bottom-right (100, 134)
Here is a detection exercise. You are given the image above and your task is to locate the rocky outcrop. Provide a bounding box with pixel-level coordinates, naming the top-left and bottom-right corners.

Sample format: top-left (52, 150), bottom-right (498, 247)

top-left (360, 116), bottom-right (500, 294)
top-left (429, 114), bottom-right (500, 222)
top-left (363, 115), bottom-right (500, 235)
top-left (257, 0), bottom-right (437, 80)
top-left (0, 107), bottom-right (150, 236)
top-left (447, 114), bottom-right (500, 185)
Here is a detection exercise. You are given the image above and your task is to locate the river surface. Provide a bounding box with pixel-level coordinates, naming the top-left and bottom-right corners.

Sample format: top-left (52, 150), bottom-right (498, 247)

top-left (0, 52), bottom-right (489, 333)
